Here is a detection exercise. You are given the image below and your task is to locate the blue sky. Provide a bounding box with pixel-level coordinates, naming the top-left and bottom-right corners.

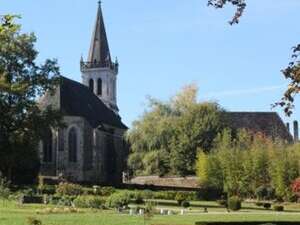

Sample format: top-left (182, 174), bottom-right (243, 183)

top-left (2, 0), bottom-right (300, 128)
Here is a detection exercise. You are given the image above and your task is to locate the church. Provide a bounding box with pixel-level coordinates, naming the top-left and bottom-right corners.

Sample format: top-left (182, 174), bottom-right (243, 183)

top-left (39, 2), bottom-right (127, 185)
top-left (38, 2), bottom-right (295, 187)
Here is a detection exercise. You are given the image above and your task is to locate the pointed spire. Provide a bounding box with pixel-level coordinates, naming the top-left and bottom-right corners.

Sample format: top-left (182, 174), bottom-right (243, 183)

top-left (87, 1), bottom-right (111, 67)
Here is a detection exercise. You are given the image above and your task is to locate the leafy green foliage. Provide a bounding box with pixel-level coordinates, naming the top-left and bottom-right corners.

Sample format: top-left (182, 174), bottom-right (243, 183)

top-left (196, 130), bottom-right (300, 200)
top-left (105, 192), bottom-right (131, 209)
top-left (0, 15), bottom-right (62, 183)
top-left (181, 200), bottom-right (190, 208)
top-left (0, 174), bottom-right (10, 200)
top-left (175, 192), bottom-right (187, 206)
top-left (228, 196), bottom-right (242, 211)
top-left (127, 84), bottom-right (228, 176)
top-left (26, 217), bottom-right (42, 225)
top-left (56, 182), bottom-right (83, 196)
top-left (255, 186), bottom-right (275, 201)
top-left (274, 205), bottom-right (284, 212)
top-left (73, 196), bottom-right (105, 209)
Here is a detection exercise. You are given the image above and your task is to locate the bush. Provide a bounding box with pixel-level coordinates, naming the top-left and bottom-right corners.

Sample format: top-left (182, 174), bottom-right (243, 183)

top-left (181, 200), bottom-right (190, 208)
top-left (263, 202), bottom-right (271, 209)
top-left (273, 205), bottom-right (284, 211)
top-left (56, 182), bottom-right (83, 196)
top-left (217, 199), bottom-right (227, 207)
top-left (134, 192), bottom-right (144, 204)
top-left (57, 196), bottom-right (73, 206)
top-left (154, 191), bottom-right (177, 200)
top-left (175, 192), bottom-right (187, 206)
top-left (255, 186), bottom-right (275, 200)
top-left (19, 195), bottom-right (44, 204)
top-left (73, 195), bottom-right (105, 209)
top-left (0, 175), bottom-right (10, 200)
top-left (142, 190), bottom-right (154, 199)
top-left (105, 192), bottom-right (131, 209)
top-left (38, 185), bottom-right (55, 195)
top-left (255, 202), bottom-right (264, 207)
top-left (27, 217), bottom-right (42, 225)
top-left (228, 196), bottom-right (242, 211)
top-left (100, 187), bottom-right (116, 196)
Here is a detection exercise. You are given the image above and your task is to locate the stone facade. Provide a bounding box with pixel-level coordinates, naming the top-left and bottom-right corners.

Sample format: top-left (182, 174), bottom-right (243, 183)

top-left (38, 3), bottom-right (127, 186)
top-left (39, 116), bottom-right (126, 185)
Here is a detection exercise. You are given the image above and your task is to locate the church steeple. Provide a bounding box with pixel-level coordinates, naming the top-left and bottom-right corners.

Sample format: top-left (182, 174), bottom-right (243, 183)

top-left (88, 1), bottom-right (111, 67)
top-left (81, 2), bottom-right (119, 114)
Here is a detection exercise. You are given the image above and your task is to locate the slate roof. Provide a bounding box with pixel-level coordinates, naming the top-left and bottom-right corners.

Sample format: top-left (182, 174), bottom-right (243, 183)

top-left (227, 112), bottom-right (293, 142)
top-left (59, 76), bottom-right (127, 129)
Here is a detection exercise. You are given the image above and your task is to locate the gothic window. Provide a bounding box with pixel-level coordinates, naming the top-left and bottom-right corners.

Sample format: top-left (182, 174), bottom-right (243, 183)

top-left (89, 79), bottom-right (94, 92)
top-left (68, 127), bottom-right (78, 162)
top-left (43, 128), bottom-right (53, 162)
top-left (106, 134), bottom-right (116, 174)
top-left (97, 78), bottom-right (102, 96)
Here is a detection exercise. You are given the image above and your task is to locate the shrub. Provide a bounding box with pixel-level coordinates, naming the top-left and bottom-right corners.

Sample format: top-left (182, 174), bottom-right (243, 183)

top-left (134, 192), bottom-right (144, 204)
top-left (228, 196), bottom-right (242, 211)
top-left (263, 202), bottom-right (271, 209)
top-left (47, 195), bottom-right (62, 205)
top-left (291, 178), bottom-right (300, 197)
top-left (27, 217), bottom-right (42, 225)
top-left (57, 196), bottom-right (73, 207)
top-left (0, 174), bottom-right (10, 200)
top-left (56, 182), bottom-right (83, 196)
top-left (217, 199), bottom-right (227, 207)
top-left (255, 202), bottom-right (264, 207)
top-left (19, 195), bottom-right (44, 204)
top-left (255, 186), bottom-right (275, 200)
top-left (142, 190), bottom-right (154, 199)
top-left (175, 192), bottom-right (187, 206)
top-left (181, 200), bottom-right (190, 208)
top-left (38, 185), bottom-right (55, 195)
top-left (105, 192), bottom-right (131, 209)
top-left (73, 196), bottom-right (105, 209)
top-left (153, 191), bottom-right (177, 200)
top-left (100, 187), bottom-right (116, 196)
top-left (273, 205), bottom-right (284, 211)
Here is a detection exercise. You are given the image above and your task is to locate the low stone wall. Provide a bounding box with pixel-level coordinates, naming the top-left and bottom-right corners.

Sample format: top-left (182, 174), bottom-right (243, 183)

top-left (127, 176), bottom-right (201, 189)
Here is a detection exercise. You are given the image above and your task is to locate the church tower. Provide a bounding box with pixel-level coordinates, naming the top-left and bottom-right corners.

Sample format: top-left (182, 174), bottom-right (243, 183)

top-left (81, 1), bottom-right (119, 113)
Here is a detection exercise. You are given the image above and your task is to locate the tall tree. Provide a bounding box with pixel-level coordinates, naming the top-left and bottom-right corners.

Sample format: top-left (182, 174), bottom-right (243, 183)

top-left (127, 84), bottom-right (228, 177)
top-left (0, 15), bottom-right (61, 183)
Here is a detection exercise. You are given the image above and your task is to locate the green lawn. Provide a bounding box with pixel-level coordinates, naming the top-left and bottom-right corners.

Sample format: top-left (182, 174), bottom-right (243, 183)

top-left (1, 201), bottom-right (300, 225)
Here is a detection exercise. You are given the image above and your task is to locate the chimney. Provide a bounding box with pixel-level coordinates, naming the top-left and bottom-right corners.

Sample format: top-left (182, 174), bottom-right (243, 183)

top-left (293, 120), bottom-right (299, 142)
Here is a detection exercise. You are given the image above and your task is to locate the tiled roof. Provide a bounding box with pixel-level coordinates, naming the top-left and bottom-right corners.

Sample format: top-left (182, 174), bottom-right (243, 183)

top-left (227, 112), bottom-right (293, 142)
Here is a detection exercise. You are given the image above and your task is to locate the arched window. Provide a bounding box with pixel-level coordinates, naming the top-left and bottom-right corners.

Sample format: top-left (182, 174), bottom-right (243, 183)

top-left (97, 78), bottom-right (102, 95)
top-left (68, 127), bottom-right (78, 162)
top-left (89, 79), bottom-right (94, 92)
top-left (43, 128), bottom-right (52, 162)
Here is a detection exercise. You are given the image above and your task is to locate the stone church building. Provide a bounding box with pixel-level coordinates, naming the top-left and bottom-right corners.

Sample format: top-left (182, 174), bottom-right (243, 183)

top-left (38, 2), bottom-right (296, 187)
top-left (39, 2), bottom-right (127, 185)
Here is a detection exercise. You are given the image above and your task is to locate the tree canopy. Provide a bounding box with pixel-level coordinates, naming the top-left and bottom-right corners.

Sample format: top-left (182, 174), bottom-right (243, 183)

top-left (196, 130), bottom-right (300, 200)
top-left (0, 15), bottom-right (62, 183)
top-left (126, 84), bottom-right (228, 177)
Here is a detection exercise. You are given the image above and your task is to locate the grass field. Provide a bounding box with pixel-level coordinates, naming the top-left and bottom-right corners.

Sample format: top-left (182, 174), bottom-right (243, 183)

top-left (1, 201), bottom-right (300, 225)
